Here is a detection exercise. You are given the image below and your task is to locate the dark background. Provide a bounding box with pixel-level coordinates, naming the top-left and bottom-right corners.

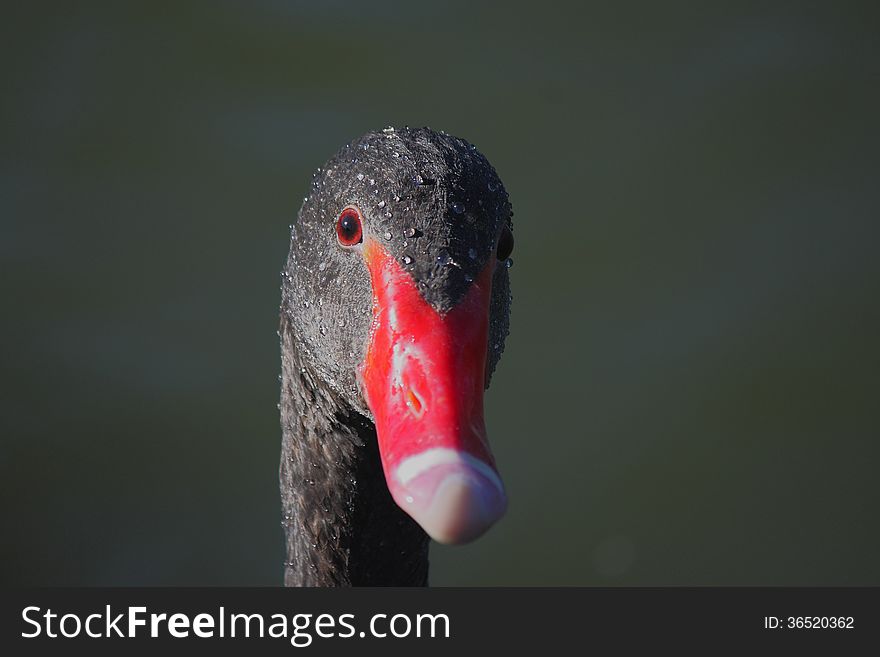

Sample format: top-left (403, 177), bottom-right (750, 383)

top-left (2, 1), bottom-right (878, 585)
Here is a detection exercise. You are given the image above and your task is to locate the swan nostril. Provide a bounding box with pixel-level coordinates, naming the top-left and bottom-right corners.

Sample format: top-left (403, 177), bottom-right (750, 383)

top-left (405, 387), bottom-right (425, 418)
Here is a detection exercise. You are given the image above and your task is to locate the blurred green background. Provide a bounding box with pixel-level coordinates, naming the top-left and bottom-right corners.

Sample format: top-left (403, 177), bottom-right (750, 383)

top-left (2, 1), bottom-right (878, 586)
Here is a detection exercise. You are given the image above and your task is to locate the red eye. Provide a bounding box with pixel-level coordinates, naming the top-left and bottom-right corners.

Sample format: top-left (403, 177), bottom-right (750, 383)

top-left (336, 206), bottom-right (363, 247)
top-left (496, 225), bottom-right (514, 261)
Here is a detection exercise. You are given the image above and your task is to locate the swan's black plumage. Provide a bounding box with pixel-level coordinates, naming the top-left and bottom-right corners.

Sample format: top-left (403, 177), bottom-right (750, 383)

top-left (279, 127), bottom-right (512, 586)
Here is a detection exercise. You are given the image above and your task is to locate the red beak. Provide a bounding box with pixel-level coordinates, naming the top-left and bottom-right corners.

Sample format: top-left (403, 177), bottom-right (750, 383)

top-left (358, 240), bottom-right (507, 544)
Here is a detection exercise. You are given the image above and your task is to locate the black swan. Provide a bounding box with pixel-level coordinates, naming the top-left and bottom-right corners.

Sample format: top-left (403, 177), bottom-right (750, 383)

top-left (279, 127), bottom-right (514, 586)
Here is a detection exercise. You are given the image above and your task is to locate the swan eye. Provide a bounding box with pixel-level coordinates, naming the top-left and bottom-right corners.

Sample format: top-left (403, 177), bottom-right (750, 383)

top-left (336, 207), bottom-right (363, 247)
top-left (496, 225), bottom-right (514, 261)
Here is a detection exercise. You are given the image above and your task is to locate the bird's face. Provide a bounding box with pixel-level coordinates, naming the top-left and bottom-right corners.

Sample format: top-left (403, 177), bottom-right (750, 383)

top-left (283, 128), bottom-right (513, 544)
